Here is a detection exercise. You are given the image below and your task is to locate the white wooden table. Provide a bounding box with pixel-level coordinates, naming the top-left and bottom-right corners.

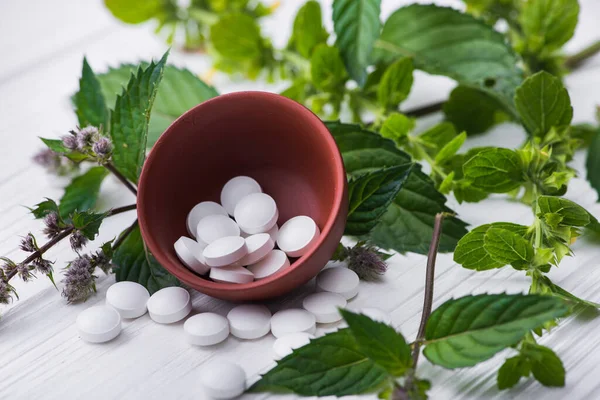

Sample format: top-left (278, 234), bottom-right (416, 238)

top-left (1, 1), bottom-right (600, 399)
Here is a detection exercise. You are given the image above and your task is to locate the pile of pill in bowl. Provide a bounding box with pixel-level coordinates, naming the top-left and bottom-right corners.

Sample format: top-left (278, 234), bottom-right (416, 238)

top-left (174, 176), bottom-right (320, 283)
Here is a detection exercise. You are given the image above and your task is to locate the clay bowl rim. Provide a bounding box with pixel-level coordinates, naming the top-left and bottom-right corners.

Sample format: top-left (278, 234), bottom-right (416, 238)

top-left (137, 91), bottom-right (347, 294)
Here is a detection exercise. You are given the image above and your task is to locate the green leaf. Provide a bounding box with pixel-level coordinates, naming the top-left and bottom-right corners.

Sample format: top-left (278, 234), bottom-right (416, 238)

top-left (341, 309), bottom-right (412, 376)
top-left (515, 71), bottom-right (572, 137)
top-left (520, 343), bottom-right (565, 387)
top-left (96, 64), bottom-right (218, 147)
top-left (59, 167), bottom-right (109, 217)
top-left (373, 4), bottom-right (522, 116)
top-left (29, 198), bottom-right (60, 219)
top-left (377, 58), bottom-right (413, 111)
top-left (74, 58), bottom-right (108, 128)
top-left (109, 51), bottom-right (168, 183)
top-left (311, 44), bottom-right (348, 92)
top-left (498, 356), bottom-right (530, 390)
top-left (454, 222), bottom-right (529, 270)
top-left (586, 132), bottom-right (600, 198)
top-left (210, 14), bottom-right (262, 61)
top-left (288, 1), bottom-right (328, 58)
top-left (39, 138), bottom-right (88, 162)
top-left (249, 328), bottom-right (389, 396)
top-left (483, 227), bottom-right (534, 269)
top-left (419, 122), bottom-right (457, 154)
top-left (463, 148), bottom-right (524, 192)
top-left (112, 225), bottom-right (180, 294)
top-left (104, 0), bottom-right (162, 24)
top-left (435, 132), bottom-right (466, 165)
top-left (332, 0), bottom-right (381, 86)
top-left (346, 164), bottom-right (413, 237)
top-left (423, 293), bottom-right (570, 368)
top-left (536, 196), bottom-right (590, 227)
top-left (379, 113), bottom-right (415, 145)
top-left (69, 210), bottom-right (108, 240)
top-left (520, 0), bottom-right (579, 54)
top-left (443, 86), bottom-right (510, 135)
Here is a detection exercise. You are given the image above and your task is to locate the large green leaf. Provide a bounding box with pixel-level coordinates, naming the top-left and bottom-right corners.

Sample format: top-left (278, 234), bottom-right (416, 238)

top-left (423, 294), bottom-right (569, 368)
top-left (288, 1), bottom-right (328, 58)
top-left (69, 210), bottom-right (109, 241)
top-left (210, 13), bottom-right (262, 61)
top-left (463, 148), bottom-right (524, 193)
top-left (332, 0), bottom-right (381, 85)
top-left (373, 4), bottom-right (522, 116)
top-left (377, 58), bottom-right (413, 112)
top-left (311, 44), bottom-right (348, 92)
top-left (112, 225), bottom-right (180, 294)
top-left (586, 133), bottom-right (600, 198)
top-left (520, 0), bottom-right (579, 54)
top-left (104, 0), bottom-right (162, 24)
top-left (483, 227), bottom-right (534, 269)
top-left (74, 58), bottom-right (108, 128)
top-left (59, 167), bottom-right (109, 217)
top-left (346, 164), bottom-right (413, 236)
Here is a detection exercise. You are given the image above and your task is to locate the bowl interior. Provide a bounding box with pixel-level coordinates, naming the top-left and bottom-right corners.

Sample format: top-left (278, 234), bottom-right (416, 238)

top-left (139, 92), bottom-right (342, 289)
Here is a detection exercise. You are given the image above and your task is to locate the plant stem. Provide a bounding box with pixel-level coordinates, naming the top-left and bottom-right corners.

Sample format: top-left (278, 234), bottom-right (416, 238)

top-left (113, 219), bottom-right (138, 252)
top-left (404, 101), bottom-right (444, 118)
top-left (564, 40), bottom-right (600, 70)
top-left (103, 163), bottom-right (138, 195)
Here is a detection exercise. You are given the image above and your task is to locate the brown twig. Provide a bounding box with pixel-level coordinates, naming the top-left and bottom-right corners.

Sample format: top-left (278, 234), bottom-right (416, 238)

top-left (103, 162), bottom-right (138, 195)
top-left (404, 101), bottom-right (445, 118)
top-left (112, 219), bottom-right (138, 252)
top-left (564, 39), bottom-right (600, 70)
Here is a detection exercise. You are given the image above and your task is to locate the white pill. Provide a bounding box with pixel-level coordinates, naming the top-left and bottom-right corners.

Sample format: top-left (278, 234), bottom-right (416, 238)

top-left (210, 265), bottom-right (254, 284)
top-left (227, 304), bottom-right (271, 339)
top-left (316, 267), bottom-right (360, 300)
top-left (203, 236), bottom-right (248, 267)
top-left (196, 214), bottom-right (240, 246)
top-left (200, 360), bottom-right (246, 399)
top-left (302, 292), bottom-right (347, 323)
top-left (247, 250), bottom-right (290, 279)
top-left (221, 176), bottom-right (262, 216)
top-left (270, 309), bottom-right (316, 338)
top-left (147, 287), bottom-right (192, 324)
top-left (360, 307), bottom-right (392, 325)
top-left (77, 305), bottom-right (121, 343)
top-left (184, 313), bottom-right (230, 346)
top-left (234, 193), bottom-right (278, 235)
top-left (174, 236), bottom-right (210, 275)
top-left (273, 332), bottom-right (314, 359)
top-left (186, 201), bottom-right (227, 238)
top-left (277, 216), bottom-right (320, 258)
top-left (240, 233), bottom-right (274, 266)
top-left (105, 281), bottom-right (150, 319)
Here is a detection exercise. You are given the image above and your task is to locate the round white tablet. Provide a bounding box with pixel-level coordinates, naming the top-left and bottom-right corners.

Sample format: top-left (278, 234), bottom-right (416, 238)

top-left (227, 304), bottom-right (271, 339)
top-left (77, 305), bottom-right (121, 343)
top-left (186, 201), bottom-right (227, 238)
top-left (147, 287), bottom-right (192, 324)
top-left (106, 281), bottom-right (150, 319)
top-left (210, 265), bottom-right (254, 284)
top-left (203, 236), bottom-right (248, 267)
top-left (240, 233), bottom-right (274, 266)
top-left (270, 309), bottom-right (316, 338)
top-left (200, 360), bottom-right (246, 399)
top-left (247, 250), bottom-right (290, 279)
top-left (234, 193), bottom-right (278, 234)
top-left (302, 292), bottom-right (347, 323)
top-left (174, 236), bottom-right (210, 275)
top-left (196, 214), bottom-right (240, 246)
top-left (273, 332), bottom-right (314, 359)
top-left (277, 216), bottom-right (320, 258)
top-left (221, 176), bottom-right (262, 216)
top-left (184, 313), bottom-right (230, 346)
top-left (316, 267), bottom-right (360, 300)
top-left (360, 307), bottom-right (392, 325)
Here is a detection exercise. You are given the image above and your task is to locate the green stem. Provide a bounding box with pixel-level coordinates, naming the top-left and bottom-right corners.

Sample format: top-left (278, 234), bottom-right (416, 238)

top-left (564, 40), bottom-right (600, 70)
top-left (404, 101), bottom-right (444, 118)
top-left (188, 8), bottom-right (219, 25)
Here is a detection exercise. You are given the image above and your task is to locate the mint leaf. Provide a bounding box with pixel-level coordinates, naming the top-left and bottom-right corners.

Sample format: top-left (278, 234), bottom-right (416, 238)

top-left (419, 122), bottom-right (457, 154)
top-left (586, 132), bottom-right (600, 198)
top-left (498, 355), bottom-right (530, 390)
top-left (109, 51), bottom-right (168, 183)
top-left (520, 343), bottom-right (565, 387)
top-left (112, 225), bottom-right (179, 294)
top-left (29, 198), bottom-right (60, 219)
top-left (289, 1), bottom-right (328, 58)
top-left (311, 44), bottom-right (348, 93)
top-left (515, 71), bottom-right (572, 137)
top-left (443, 86), bottom-right (510, 135)
top-left (40, 138), bottom-right (88, 162)
top-left (463, 148), bottom-right (524, 192)
top-left (520, 0), bottom-right (579, 54)
top-left (210, 14), bottom-right (263, 61)
top-left (341, 309), bottom-right (412, 376)
top-left (373, 4), bottom-right (522, 116)
top-left (377, 58), bottom-right (413, 112)
top-left (483, 227), bottom-right (534, 269)
top-left (380, 113), bottom-right (415, 145)
top-left (536, 196), bottom-right (590, 227)
top-left (434, 132), bottom-right (466, 166)
top-left (58, 167), bottom-right (109, 218)
top-left (74, 58), bottom-right (108, 128)
top-left (249, 329), bottom-right (389, 396)
top-left (69, 210), bottom-right (108, 240)
top-left (346, 164), bottom-right (413, 236)
top-left (332, 0), bottom-right (381, 86)
top-left (104, 0), bottom-right (162, 24)
top-left (423, 293), bottom-right (570, 368)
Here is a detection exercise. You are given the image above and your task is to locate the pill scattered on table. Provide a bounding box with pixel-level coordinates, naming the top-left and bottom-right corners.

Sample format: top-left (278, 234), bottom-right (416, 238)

top-left (200, 360), bottom-right (247, 399)
top-left (210, 265), bottom-right (254, 284)
top-left (184, 313), bottom-right (230, 346)
top-left (196, 214), bottom-right (240, 246)
top-left (186, 201), bottom-right (227, 238)
top-left (247, 249), bottom-right (290, 279)
top-left (270, 309), bottom-right (316, 338)
top-left (106, 281), bottom-right (150, 319)
top-left (77, 305), bottom-right (122, 343)
top-left (277, 215), bottom-right (320, 257)
top-left (234, 192), bottom-right (278, 234)
top-left (203, 236), bottom-right (248, 267)
top-left (240, 233), bottom-right (274, 266)
top-left (174, 236), bottom-right (210, 275)
top-left (220, 176), bottom-right (262, 216)
top-left (227, 304), bottom-right (271, 340)
top-left (147, 287), bottom-right (192, 324)
top-left (302, 292), bottom-right (347, 323)
top-left (317, 267), bottom-right (360, 300)
top-left (360, 307), bottom-right (392, 325)
top-left (273, 332), bottom-right (314, 359)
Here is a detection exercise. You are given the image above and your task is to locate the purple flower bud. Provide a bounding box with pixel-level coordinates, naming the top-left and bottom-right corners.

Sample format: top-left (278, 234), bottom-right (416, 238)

top-left (43, 211), bottom-right (61, 239)
top-left (92, 136), bottom-right (113, 158)
top-left (62, 134), bottom-right (79, 150)
top-left (17, 264), bottom-right (34, 282)
top-left (1, 258), bottom-right (17, 275)
top-left (76, 126), bottom-right (99, 149)
top-left (0, 280), bottom-right (13, 305)
top-left (20, 233), bottom-right (37, 252)
top-left (93, 249), bottom-right (112, 274)
top-left (33, 258), bottom-right (53, 274)
top-left (61, 255), bottom-right (95, 303)
top-left (345, 242), bottom-right (388, 281)
top-left (70, 230), bottom-right (88, 251)
top-left (33, 149), bottom-right (61, 172)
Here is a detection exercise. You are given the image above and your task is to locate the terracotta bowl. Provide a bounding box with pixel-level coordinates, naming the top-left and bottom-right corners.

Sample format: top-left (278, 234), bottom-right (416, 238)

top-left (137, 91), bottom-right (348, 301)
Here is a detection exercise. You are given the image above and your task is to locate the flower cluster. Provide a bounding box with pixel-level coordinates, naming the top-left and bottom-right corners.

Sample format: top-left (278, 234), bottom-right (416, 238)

top-left (0, 278), bottom-right (14, 305)
top-left (69, 230), bottom-right (88, 252)
top-left (61, 126), bottom-right (112, 161)
top-left (43, 212), bottom-right (63, 239)
top-left (61, 245), bottom-right (113, 303)
top-left (333, 241), bottom-right (389, 281)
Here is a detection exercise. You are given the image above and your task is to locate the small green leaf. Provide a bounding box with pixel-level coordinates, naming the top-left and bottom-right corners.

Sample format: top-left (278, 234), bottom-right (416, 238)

top-left (520, 343), bottom-right (565, 387)
top-left (380, 113), bottom-right (415, 145)
top-left (515, 71), bottom-right (572, 137)
top-left (332, 0), bottom-right (382, 85)
top-left (109, 51), bottom-right (168, 183)
top-left (498, 355), bottom-right (530, 390)
top-left (423, 293), bottom-right (570, 369)
top-left (586, 132), bottom-right (600, 198)
top-left (483, 227), bottom-right (534, 269)
top-left (346, 164), bottom-right (413, 236)
top-left (537, 275), bottom-right (600, 309)
top-left (69, 210), bottom-right (108, 240)
top-left (377, 58), bottom-right (413, 111)
top-left (59, 167), bottom-right (109, 217)
top-left (443, 86), bottom-right (510, 135)
top-left (104, 0), bottom-right (162, 24)
top-left (210, 14), bottom-right (263, 61)
top-left (341, 309), bottom-right (412, 376)
top-left (463, 148), bottom-right (524, 193)
top-left (29, 198), bottom-right (60, 219)
top-left (419, 122), bottom-right (457, 154)
top-left (74, 58), bottom-right (108, 128)
top-left (311, 44), bottom-right (348, 92)
top-left (536, 196), bottom-right (590, 227)
top-left (288, 1), bottom-right (328, 58)
top-left (434, 132), bottom-right (466, 165)
top-left (39, 138), bottom-right (88, 162)
top-left (112, 225), bottom-right (179, 294)
top-left (520, 0), bottom-right (579, 54)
